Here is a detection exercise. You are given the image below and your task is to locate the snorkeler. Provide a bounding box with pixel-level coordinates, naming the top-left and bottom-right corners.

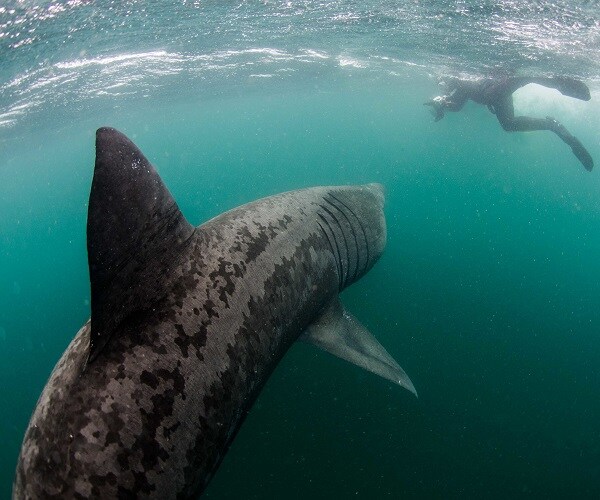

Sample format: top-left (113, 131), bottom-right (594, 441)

top-left (424, 75), bottom-right (594, 171)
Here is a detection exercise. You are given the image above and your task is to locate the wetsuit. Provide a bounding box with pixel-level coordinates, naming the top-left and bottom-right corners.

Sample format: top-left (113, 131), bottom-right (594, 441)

top-left (426, 76), bottom-right (594, 171)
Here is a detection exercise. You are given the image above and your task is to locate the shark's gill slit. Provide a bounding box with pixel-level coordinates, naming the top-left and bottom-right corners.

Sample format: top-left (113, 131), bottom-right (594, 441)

top-left (316, 214), bottom-right (343, 288)
top-left (318, 204), bottom-right (350, 287)
top-left (323, 196), bottom-right (360, 285)
top-left (328, 193), bottom-right (370, 278)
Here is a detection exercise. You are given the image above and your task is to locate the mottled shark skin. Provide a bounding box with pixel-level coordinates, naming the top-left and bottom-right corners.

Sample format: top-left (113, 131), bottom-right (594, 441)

top-left (14, 127), bottom-right (415, 499)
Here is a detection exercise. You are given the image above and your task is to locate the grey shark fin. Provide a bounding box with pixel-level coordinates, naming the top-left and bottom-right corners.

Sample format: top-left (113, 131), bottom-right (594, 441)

top-left (87, 127), bottom-right (195, 362)
top-left (300, 297), bottom-right (417, 397)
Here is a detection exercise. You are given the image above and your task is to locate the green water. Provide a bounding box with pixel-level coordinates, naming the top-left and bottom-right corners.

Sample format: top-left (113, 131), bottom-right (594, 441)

top-left (2, 1), bottom-right (600, 496)
top-left (2, 78), bottom-right (600, 497)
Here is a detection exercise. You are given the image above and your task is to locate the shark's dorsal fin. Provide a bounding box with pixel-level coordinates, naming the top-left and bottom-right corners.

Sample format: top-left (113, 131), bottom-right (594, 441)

top-left (87, 127), bottom-right (195, 361)
top-left (300, 297), bottom-right (417, 397)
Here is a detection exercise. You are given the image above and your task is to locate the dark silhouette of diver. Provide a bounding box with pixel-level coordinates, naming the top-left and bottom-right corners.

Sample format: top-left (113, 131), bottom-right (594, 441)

top-left (425, 76), bottom-right (594, 171)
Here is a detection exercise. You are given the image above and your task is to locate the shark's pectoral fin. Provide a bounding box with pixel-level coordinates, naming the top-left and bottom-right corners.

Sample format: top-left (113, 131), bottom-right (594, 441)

top-left (300, 297), bottom-right (417, 397)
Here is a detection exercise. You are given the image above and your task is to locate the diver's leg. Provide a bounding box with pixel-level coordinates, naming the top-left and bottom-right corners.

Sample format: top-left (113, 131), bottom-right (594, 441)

top-left (494, 97), bottom-right (593, 171)
top-left (494, 95), bottom-right (550, 132)
top-left (497, 115), bottom-right (552, 132)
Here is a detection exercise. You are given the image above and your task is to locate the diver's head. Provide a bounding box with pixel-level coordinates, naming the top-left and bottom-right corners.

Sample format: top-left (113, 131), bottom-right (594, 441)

top-left (423, 95), bottom-right (448, 122)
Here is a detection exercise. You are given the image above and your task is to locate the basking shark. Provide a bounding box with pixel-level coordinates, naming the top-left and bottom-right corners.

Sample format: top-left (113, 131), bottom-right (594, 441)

top-left (14, 127), bottom-right (416, 498)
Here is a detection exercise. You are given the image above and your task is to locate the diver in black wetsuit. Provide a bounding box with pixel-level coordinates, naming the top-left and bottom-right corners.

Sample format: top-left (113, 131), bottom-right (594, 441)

top-left (424, 76), bottom-right (594, 171)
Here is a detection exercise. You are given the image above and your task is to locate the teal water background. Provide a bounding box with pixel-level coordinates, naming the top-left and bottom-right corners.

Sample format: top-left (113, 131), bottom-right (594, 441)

top-left (2, 1), bottom-right (600, 498)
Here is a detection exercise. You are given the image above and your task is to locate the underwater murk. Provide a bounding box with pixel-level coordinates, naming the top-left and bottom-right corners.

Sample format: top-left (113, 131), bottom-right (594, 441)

top-left (1, 1), bottom-right (600, 498)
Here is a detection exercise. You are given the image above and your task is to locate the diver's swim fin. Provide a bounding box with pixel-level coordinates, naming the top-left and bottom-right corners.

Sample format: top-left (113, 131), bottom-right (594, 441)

top-left (569, 137), bottom-right (594, 171)
top-left (546, 117), bottom-right (593, 171)
top-left (552, 77), bottom-right (591, 101)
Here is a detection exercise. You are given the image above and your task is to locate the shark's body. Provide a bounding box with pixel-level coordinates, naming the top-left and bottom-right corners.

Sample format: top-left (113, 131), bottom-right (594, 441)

top-left (14, 128), bottom-right (415, 498)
